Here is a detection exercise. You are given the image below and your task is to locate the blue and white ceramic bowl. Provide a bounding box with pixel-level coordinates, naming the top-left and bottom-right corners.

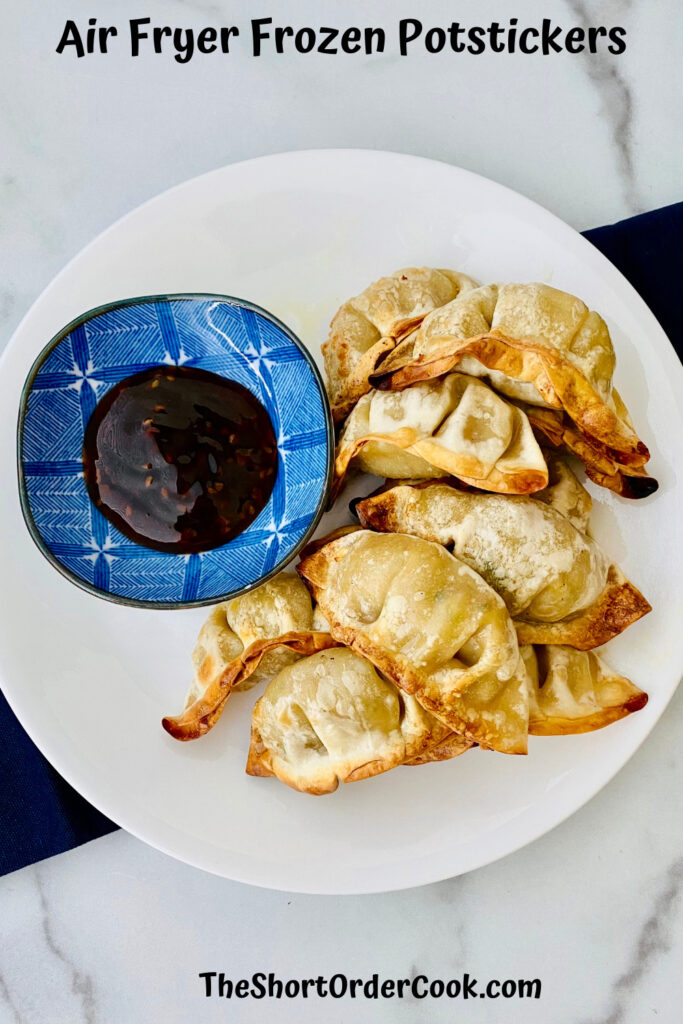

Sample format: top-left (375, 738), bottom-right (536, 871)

top-left (17, 294), bottom-right (333, 608)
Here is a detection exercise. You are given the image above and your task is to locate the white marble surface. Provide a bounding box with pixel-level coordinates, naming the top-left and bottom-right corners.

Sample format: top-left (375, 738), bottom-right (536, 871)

top-left (1, 0), bottom-right (681, 1021)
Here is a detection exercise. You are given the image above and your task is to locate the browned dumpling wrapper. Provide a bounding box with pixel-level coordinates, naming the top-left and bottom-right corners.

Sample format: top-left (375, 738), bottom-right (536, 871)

top-left (525, 404), bottom-right (658, 499)
top-left (333, 373), bottom-right (548, 498)
top-left (403, 732), bottom-right (475, 766)
top-left (356, 481), bottom-right (650, 650)
top-left (323, 267), bottom-right (478, 423)
top-left (372, 282), bottom-right (654, 486)
top-left (408, 641), bottom-right (647, 758)
top-left (523, 645), bottom-right (648, 735)
top-left (247, 647), bottom-right (470, 795)
top-left (298, 531), bottom-right (530, 755)
top-left (530, 451), bottom-right (593, 533)
top-left (162, 574), bottom-right (336, 741)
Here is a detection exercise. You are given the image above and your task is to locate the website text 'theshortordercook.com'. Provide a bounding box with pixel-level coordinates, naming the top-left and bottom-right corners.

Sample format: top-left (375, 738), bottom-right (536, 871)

top-left (198, 971), bottom-right (542, 1002)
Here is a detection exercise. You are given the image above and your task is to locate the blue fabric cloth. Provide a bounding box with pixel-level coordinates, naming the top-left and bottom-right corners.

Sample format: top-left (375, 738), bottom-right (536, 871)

top-left (583, 203), bottom-right (682, 359)
top-left (1, 202), bottom-right (681, 877)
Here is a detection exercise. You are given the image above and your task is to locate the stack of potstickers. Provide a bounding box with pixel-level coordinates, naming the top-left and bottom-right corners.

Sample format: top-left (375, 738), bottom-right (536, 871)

top-left (163, 268), bottom-right (654, 794)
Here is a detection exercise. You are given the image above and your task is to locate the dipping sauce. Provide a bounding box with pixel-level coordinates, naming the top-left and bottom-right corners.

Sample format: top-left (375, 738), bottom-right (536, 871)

top-left (83, 366), bottom-right (278, 554)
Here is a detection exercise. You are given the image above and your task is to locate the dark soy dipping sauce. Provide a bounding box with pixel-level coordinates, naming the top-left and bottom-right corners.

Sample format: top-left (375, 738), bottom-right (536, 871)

top-left (82, 366), bottom-right (278, 554)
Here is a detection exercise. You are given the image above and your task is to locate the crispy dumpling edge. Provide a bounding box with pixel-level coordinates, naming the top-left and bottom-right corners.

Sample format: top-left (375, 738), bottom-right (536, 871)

top-left (297, 533), bottom-right (530, 756)
top-left (526, 406), bottom-right (658, 499)
top-left (355, 483), bottom-right (651, 650)
top-left (323, 268), bottom-right (479, 424)
top-left (404, 732), bottom-right (474, 766)
top-left (246, 713), bottom-right (463, 795)
top-left (331, 378), bottom-right (549, 501)
top-left (162, 631), bottom-right (340, 741)
top-left (525, 645), bottom-right (648, 735)
top-left (370, 284), bottom-right (650, 469)
top-left (245, 650), bottom-right (466, 794)
top-left (514, 565), bottom-right (651, 650)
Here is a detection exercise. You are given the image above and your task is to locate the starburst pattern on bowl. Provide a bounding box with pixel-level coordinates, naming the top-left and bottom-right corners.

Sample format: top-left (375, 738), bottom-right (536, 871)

top-left (18, 295), bottom-right (332, 607)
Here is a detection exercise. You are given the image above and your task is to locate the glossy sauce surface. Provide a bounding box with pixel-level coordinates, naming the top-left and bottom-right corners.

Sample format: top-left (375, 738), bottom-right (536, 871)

top-left (83, 366), bottom-right (278, 553)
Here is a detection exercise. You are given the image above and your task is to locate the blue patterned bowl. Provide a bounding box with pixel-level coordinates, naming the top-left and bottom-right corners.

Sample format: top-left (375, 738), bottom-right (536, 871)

top-left (17, 295), bottom-right (333, 608)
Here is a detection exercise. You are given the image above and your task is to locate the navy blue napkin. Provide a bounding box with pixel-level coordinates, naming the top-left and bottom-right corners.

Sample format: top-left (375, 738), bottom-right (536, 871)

top-left (1, 202), bottom-right (681, 877)
top-left (583, 203), bottom-right (681, 359)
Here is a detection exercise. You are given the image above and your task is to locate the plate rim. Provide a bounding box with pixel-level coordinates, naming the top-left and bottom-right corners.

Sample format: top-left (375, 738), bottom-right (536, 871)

top-left (1, 147), bottom-right (681, 893)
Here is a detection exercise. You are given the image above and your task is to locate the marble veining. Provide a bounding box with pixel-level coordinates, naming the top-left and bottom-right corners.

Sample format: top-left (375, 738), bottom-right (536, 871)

top-left (565, 0), bottom-right (643, 215)
top-left (36, 871), bottom-right (97, 1024)
top-left (0, 972), bottom-right (22, 1024)
top-left (586, 857), bottom-right (683, 1024)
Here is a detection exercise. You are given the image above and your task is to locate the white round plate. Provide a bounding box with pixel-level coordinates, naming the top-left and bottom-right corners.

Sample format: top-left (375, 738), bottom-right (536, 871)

top-left (1, 150), bottom-right (681, 894)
